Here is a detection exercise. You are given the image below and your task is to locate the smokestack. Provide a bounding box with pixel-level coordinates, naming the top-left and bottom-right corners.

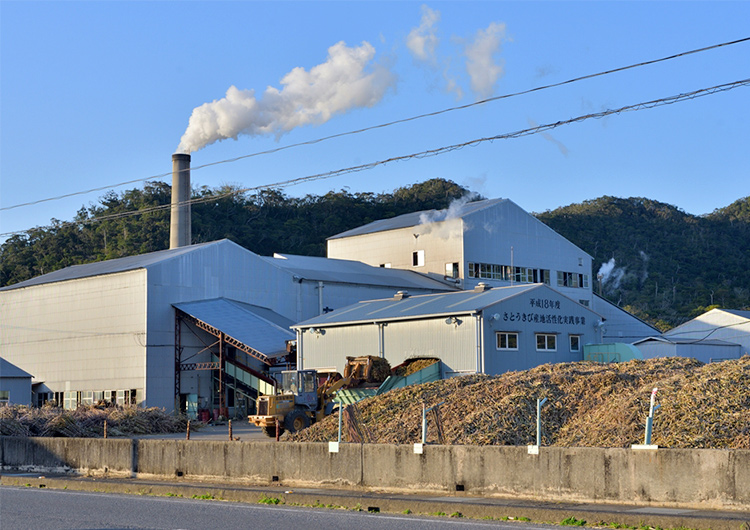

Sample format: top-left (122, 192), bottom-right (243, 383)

top-left (170, 153), bottom-right (191, 249)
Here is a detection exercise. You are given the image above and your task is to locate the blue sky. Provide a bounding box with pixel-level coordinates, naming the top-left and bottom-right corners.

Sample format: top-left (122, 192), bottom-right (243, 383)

top-left (1, 1), bottom-right (748, 242)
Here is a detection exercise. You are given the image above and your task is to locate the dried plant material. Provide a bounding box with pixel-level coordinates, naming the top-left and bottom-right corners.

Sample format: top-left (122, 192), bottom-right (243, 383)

top-left (0, 405), bottom-right (190, 438)
top-left (288, 356), bottom-right (750, 448)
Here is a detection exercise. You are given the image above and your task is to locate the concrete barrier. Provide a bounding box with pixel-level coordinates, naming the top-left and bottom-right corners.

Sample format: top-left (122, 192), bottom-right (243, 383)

top-left (1, 436), bottom-right (748, 510)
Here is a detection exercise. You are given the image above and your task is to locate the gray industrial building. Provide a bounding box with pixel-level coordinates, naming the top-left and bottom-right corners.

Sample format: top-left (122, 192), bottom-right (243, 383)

top-left (0, 357), bottom-right (33, 406)
top-left (0, 239), bottom-right (452, 414)
top-left (328, 198), bottom-right (658, 344)
top-left (294, 283), bottom-right (604, 376)
top-left (633, 308), bottom-right (749, 363)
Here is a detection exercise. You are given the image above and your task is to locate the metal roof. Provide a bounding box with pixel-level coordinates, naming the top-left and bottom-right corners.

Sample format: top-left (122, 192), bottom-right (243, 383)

top-left (633, 336), bottom-right (739, 347)
top-left (173, 298), bottom-right (295, 357)
top-left (265, 253), bottom-right (457, 291)
top-left (0, 357), bottom-right (33, 379)
top-left (327, 198), bottom-right (507, 240)
top-left (719, 309), bottom-right (750, 320)
top-left (0, 240), bottom-right (226, 292)
top-left (293, 283), bottom-right (545, 328)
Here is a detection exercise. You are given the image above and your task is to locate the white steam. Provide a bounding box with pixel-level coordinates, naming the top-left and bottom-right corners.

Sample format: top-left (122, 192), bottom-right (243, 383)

top-left (406, 7), bottom-right (507, 100)
top-left (406, 5), bottom-right (440, 63)
top-left (415, 194), bottom-right (478, 240)
top-left (597, 258), bottom-right (625, 290)
top-left (176, 41), bottom-right (396, 154)
top-left (465, 22), bottom-right (507, 100)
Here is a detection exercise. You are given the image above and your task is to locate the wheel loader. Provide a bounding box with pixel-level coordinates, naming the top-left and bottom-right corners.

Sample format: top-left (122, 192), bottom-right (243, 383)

top-left (248, 356), bottom-right (389, 437)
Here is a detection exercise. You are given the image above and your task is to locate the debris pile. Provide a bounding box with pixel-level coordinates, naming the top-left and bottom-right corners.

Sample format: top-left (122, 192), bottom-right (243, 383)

top-left (0, 405), bottom-right (189, 438)
top-left (393, 358), bottom-right (439, 377)
top-left (288, 357), bottom-right (750, 448)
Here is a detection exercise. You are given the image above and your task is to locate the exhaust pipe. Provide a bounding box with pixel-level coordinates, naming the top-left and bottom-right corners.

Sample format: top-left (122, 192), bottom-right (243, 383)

top-left (170, 153), bottom-right (191, 249)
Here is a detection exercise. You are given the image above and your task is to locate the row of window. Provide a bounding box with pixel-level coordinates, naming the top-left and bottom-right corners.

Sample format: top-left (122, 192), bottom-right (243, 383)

top-left (496, 332), bottom-right (581, 353)
top-left (468, 262), bottom-right (551, 285)
top-left (49, 389), bottom-right (139, 410)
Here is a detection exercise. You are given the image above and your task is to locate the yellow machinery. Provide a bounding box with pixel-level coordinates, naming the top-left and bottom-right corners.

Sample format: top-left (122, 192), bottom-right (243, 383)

top-left (248, 369), bottom-right (350, 437)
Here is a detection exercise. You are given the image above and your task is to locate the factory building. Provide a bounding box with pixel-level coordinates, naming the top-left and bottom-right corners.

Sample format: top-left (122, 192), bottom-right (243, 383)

top-left (294, 283), bottom-right (604, 376)
top-left (0, 239), bottom-right (452, 414)
top-left (327, 198), bottom-right (658, 344)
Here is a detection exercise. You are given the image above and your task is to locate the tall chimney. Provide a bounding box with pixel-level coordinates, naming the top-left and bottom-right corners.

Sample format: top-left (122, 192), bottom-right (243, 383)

top-left (170, 153), bottom-right (191, 249)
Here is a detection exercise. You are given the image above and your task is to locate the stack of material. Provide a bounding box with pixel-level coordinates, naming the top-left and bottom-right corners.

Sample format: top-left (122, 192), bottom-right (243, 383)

top-left (393, 358), bottom-right (439, 377)
top-left (344, 356), bottom-right (391, 384)
top-left (0, 405), bottom-right (190, 438)
top-left (289, 356), bottom-right (750, 448)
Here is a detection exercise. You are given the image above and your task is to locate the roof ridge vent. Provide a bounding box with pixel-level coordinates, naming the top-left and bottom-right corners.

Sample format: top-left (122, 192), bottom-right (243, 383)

top-left (394, 290), bottom-right (410, 300)
top-left (474, 282), bottom-right (491, 292)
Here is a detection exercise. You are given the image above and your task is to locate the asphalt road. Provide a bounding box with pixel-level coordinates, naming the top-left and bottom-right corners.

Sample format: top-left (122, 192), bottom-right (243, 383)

top-left (0, 486), bottom-right (557, 530)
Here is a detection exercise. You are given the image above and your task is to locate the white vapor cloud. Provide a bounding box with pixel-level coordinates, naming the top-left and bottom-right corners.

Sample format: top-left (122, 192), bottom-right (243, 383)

top-left (176, 41), bottom-right (396, 153)
top-left (528, 118), bottom-right (569, 156)
top-left (465, 22), bottom-right (507, 100)
top-left (407, 5), bottom-right (440, 63)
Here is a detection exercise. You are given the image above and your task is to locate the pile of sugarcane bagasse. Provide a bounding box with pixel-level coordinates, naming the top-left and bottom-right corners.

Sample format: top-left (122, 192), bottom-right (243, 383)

top-left (0, 405), bottom-right (188, 438)
top-left (288, 356), bottom-right (750, 448)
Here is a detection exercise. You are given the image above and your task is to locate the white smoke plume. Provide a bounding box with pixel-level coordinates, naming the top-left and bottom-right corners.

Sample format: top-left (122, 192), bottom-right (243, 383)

top-left (528, 118), bottom-right (568, 156)
top-left (639, 250), bottom-right (649, 283)
top-left (416, 194), bottom-right (478, 240)
top-left (597, 257), bottom-right (626, 291)
top-left (465, 22), bottom-right (507, 100)
top-left (176, 41), bottom-right (396, 154)
top-left (406, 5), bottom-right (440, 63)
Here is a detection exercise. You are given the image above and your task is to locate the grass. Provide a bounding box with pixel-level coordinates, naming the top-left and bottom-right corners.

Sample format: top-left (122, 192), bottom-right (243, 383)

top-left (561, 516), bottom-right (587, 526)
top-left (258, 495), bottom-right (281, 505)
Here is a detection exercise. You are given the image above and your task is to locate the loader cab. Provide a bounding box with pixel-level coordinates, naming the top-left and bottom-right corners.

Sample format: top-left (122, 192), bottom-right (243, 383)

top-left (279, 370), bottom-right (318, 409)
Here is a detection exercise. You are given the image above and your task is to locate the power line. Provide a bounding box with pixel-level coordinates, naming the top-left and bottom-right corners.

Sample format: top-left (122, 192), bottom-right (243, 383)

top-left (2, 36), bottom-right (748, 214)
top-left (2, 78), bottom-right (747, 238)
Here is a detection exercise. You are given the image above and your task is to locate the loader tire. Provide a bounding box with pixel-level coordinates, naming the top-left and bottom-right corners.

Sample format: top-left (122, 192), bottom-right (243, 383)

top-left (284, 409), bottom-right (310, 433)
top-left (262, 425), bottom-right (284, 438)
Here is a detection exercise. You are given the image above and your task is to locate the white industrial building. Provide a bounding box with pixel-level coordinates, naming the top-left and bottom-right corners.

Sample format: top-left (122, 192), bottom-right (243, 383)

top-left (294, 283), bottom-right (605, 376)
top-left (633, 308), bottom-right (749, 363)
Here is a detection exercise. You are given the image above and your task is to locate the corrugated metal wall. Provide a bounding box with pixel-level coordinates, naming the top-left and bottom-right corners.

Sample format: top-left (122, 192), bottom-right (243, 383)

top-left (299, 324), bottom-right (380, 373)
top-left (0, 270), bottom-right (148, 397)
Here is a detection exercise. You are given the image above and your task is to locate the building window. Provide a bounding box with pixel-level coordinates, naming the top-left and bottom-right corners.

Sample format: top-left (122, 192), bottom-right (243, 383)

top-left (0, 390), bottom-right (9, 406)
top-left (63, 391), bottom-right (78, 410)
top-left (536, 333), bottom-right (557, 351)
top-left (569, 335), bottom-right (581, 352)
top-left (496, 332), bottom-right (519, 351)
top-left (467, 261), bottom-right (550, 284)
top-left (557, 271), bottom-right (590, 289)
top-left (379, 263), bottom-right (391, 268)
top-left (445, 262), bottom-right (459, 279)
top-left (412, 250), bottom-right (425, 267)
top-left (578, 299), bottom-right (590, 307)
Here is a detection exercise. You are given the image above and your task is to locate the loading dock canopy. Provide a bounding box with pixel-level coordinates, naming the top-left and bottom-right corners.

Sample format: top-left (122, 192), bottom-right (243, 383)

top-left (173, 298), bottom-right (295, 364)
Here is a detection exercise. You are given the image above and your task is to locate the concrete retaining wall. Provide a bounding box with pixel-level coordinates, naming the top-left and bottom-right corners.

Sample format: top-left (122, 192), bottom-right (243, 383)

top-left (2, 437), bottom-right (748, 510)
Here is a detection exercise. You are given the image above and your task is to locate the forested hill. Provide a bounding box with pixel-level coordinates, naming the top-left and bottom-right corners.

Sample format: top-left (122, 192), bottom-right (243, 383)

top-left (1, 179), bottom-right (748, 329)
top-left (536, 196), bottom-right (750, 329)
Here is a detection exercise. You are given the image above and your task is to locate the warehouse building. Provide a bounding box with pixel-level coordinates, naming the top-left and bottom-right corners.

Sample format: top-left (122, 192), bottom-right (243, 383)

top-left (632, 308), bottom-right (749, 363)
top-left (294, 282), bottom-right (604, 376)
